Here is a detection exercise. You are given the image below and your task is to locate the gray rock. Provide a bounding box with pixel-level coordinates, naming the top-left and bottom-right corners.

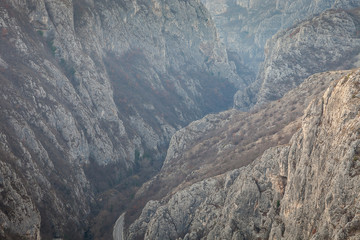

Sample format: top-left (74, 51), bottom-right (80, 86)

top-left (202, 0), bottom-right (360, 73)
top-left (234, 8), bottom-right (360, 109)
top-left (0, 160), bottom-right (41, 240)
top-left (128, 69), bottom-right (360, 239)
top-left (133, 69), bottom-right (348, 216)
top-left (0, 0), bottom-right (243, 238)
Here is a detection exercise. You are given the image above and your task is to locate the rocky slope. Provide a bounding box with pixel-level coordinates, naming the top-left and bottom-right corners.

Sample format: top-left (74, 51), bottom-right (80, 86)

top-left (128, 68), bottom-right (360, 240)
top-left (125, 3), bottom-right (360, 239)
top-left (234, 7), bottom-right (360, 109)
top-left (201, 0), bottom-right (360, 74)
top-left (0, 0), bottom-right (243, 239)
top-left (235, 8), bottom-right (360, 109)
top-left (126, 4), bottom-right (360, 219)
top-left (126, 68), bottom-right (349, 239)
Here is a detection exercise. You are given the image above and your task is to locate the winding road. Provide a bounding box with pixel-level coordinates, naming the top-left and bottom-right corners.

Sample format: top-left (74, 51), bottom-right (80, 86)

top-left (113, 212), bottom-right (125, 240)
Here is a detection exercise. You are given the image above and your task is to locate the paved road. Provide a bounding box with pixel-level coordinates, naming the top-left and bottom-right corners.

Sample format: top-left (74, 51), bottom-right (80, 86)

top-left (113, 212), bottom-right (125, 240)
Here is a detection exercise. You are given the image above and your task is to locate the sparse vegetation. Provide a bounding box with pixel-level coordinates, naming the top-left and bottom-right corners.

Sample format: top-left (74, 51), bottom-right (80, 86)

top-left (126, 71), bottom-right (340, 237)
top-left (47, 39), bottom-right (57, 56)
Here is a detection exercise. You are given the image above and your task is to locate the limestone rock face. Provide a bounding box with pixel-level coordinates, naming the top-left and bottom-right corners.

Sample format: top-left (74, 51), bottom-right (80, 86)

top-left (0, 160), bottom-right (41, 240)
top-left (127, 69), bottom-right (350, 238)
top-left (234, 8), bottom-right (360, 109)
top-left (201, 0), bottom-right (360, 74)
top-left (0, 0), bottom-right (242, 238)
top-left (128, 68), bottom-right (360, 240)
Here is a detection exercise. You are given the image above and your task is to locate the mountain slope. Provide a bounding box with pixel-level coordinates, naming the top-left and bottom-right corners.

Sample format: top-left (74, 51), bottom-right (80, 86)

top-left (234, 7), bottom-right (360, 109)
top-left (0, 0), bottom-right (243, 238)
top-left (128, 68), bottom-right (360, 240)
top-left (201, 0), bottom-right (360, 74)
top-left (126, 3), bottom-right (360, 239)
top-left (126, 69), bottom-right (349, 239)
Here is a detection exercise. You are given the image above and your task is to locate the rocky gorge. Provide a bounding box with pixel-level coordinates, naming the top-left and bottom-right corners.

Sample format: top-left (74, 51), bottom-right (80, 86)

top-left (126, 2), bottom-right (360, 240)
top-left (201, 0), bottom-right (360, 109)
top-left (235, 7), bottom-right (360, 109)
top-left (0, 0), bottom-right (243, 238)
top-left (0, 0), bottom-right (360, 240)
top-left (128, 68), bottom-right (360, 240)
top-left (201, 0), bottom-right (360, 75)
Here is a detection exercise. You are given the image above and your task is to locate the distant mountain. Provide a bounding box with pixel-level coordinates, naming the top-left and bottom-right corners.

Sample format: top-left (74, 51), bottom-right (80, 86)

top-left (201, 0), bottom-right (360, 73)
top-left (235, 7), bottom-right (360, 109)
top-left (201, 1), bottom-right (360, 110)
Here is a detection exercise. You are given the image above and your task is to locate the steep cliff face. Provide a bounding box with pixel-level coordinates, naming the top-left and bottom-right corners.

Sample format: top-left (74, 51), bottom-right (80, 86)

top-left (234, 7), bottom-right (360, 109)
top-left (201, 0), bottom-right (360, 74)
top-left (0, 157), bottom-right (41, 240)
top-left (126, 68), bottom-right (349, 239)
top-left (128, 68), bottom-right (360, 240)
top-left (0, 0), bottom-right (243, 238)
top-left (126, 3), bottom-right (360, 238)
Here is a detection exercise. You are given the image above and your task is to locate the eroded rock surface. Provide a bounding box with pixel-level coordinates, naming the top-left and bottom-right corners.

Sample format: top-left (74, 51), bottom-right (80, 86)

top-left (234, 8), bottom-right (360, 109)
top-left (127, 68), bottom-right (352, 239)
top-left (0, 0), bottom-right (243, 238)
top-left (202, 0), bottom-right (360, 74)
top-left (128, 68), bottom-right (360, 240)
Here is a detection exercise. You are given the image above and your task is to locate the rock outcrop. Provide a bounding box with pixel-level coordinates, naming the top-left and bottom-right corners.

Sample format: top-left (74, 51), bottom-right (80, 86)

top-left (0, 0), bottom-right (243, 238)
top-left (234, 7), bottom-right (360, 109)
top-left (0, 158), bottom-right (41, 240)
top-left (201, 0), bottom-right (360, 74)
top-left (3, 0), bottom-right (360, 238)
top-left (126, 67), bottom-right (350, 239)
top-left (128, 68), bottom-right (360, 240)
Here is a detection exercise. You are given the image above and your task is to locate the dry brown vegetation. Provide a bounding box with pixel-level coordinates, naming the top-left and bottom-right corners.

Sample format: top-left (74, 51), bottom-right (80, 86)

top-left (126, 70), bottom-right (350, 233)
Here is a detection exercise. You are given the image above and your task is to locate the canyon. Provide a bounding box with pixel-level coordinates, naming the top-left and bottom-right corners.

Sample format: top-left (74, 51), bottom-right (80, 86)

top-left (0, 0), bottom-right (359, 240)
